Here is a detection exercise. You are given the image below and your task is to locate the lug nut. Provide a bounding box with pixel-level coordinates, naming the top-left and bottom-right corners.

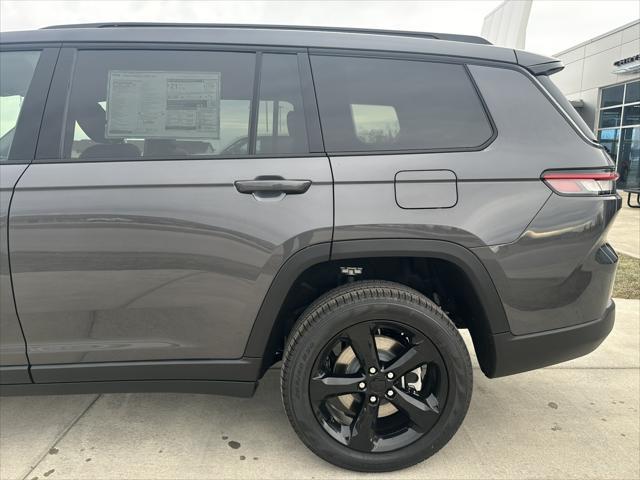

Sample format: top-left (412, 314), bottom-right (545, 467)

top-left (358, 382), bottom-right (366, 390)
top-left (387, 389), bottom-right (395, 397)
top-left (368, 367), bottom-right (377, 374)
top-left (369, 395), bottom-right (378, 404)
top-left (386, 372), bottom-right (394, 379)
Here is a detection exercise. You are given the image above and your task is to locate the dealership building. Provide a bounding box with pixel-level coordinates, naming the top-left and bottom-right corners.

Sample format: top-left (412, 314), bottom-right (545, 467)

top-left (551, 20), bottom-right (639, 190)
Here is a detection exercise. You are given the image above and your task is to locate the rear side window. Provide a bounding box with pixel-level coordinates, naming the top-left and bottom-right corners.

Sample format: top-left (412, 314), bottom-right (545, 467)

top-left (64, 50), bottom-right (255, 160)
top-left (0, 50), bottom-right (40, 162)
top-left (310, 55), bottom-right (493, 153)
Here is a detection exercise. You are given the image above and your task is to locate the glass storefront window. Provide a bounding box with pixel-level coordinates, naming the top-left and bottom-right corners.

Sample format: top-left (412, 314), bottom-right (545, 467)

top-left (617, 127), bottom-right (639, 190)
top-left (598, 128), bottom-right (620, 161)
top-left (599, 107), bottom-right (622, 128)
top-left (601, 84), bottom-right (624, 107)
top-left (625, 81), bottom-right (639, 104)
top-left (623, 104), bottom-right (640, 126)
top-left (597, 80), bottom-right (640, 190)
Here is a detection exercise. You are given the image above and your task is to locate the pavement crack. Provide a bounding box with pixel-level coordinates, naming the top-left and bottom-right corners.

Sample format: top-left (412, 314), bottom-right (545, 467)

top-left (20, 394), bottom-right (102, 480)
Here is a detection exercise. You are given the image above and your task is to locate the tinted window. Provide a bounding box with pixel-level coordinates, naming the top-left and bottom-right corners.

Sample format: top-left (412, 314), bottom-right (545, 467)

top-left (254, 54), bottom-right (308, 155)
top-left (64, 50), bottom-right (255, 160)
top-left (310, 55), bottom-right (492, 152)
top-left (0, 51), bottom-right (40, 162)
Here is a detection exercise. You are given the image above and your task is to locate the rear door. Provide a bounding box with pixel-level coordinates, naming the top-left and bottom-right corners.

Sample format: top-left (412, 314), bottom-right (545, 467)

top-left (9, 45), bottom-right (332, 382)
top-left (0, 46), bottom-right (58, 384)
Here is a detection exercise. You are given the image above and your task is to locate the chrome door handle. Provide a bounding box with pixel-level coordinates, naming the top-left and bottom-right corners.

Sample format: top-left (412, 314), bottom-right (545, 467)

top-left (234, 179), bottom-right (312, 195)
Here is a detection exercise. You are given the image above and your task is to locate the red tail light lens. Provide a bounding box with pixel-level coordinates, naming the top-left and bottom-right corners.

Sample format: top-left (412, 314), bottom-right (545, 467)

top-left (542, 171), bottom-right (618, 196)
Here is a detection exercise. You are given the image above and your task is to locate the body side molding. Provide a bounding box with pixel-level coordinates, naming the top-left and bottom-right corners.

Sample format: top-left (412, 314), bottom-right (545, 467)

top-left (30, 358), bottom-right (262, 383)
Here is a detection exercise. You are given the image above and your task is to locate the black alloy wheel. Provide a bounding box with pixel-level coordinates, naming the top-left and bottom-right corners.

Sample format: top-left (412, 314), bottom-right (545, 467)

top-left (310, 320), bottom-right (448, 453)
top-left (281, 281), bottom-right (472, 472)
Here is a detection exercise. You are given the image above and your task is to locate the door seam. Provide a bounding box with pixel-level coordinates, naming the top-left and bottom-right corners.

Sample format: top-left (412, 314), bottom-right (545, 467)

top-left (6, 163), bottom-right (35, 382)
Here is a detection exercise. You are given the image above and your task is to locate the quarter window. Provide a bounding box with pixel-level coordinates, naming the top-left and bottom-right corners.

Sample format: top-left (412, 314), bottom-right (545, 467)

top-left (0, 51), bottom-right (40, 162)
top-left (64, 50), bottom-right (255, 160)
top-left (310, 55), bottom-right (493, 152)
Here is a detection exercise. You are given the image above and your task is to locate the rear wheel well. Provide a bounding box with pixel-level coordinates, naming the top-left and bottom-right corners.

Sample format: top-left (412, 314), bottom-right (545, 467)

top-left (262, 256), bottom-right (495, 375)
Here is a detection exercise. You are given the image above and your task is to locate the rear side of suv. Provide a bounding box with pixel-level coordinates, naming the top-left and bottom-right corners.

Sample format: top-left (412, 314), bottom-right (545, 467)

top-left (0, 24), bottom-right (620, 472)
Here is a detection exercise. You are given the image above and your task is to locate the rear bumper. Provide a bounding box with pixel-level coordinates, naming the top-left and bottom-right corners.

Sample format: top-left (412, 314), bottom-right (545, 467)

top-left (490, 299), bottom-right (615, 377)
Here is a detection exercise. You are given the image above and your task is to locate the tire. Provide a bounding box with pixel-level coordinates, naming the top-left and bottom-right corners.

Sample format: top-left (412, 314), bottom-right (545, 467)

top-left (280, 280), bottom-right (473, 472)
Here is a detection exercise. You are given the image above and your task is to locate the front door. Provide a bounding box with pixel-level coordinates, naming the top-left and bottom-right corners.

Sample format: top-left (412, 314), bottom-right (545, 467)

top-left (9, 47), bottom-right (332, 382)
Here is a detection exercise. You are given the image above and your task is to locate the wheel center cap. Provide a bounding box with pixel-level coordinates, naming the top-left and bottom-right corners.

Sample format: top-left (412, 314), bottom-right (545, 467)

top-left (370, 378), bottom-right (387, 394)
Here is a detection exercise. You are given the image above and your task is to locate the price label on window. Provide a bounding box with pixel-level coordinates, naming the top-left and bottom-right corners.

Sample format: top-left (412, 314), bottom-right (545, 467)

top-left (105, 70), bottom-right (221, 139)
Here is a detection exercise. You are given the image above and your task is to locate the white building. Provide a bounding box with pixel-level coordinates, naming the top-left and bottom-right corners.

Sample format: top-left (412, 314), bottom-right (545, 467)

top-left (551, 20), bottom-right (639, 190)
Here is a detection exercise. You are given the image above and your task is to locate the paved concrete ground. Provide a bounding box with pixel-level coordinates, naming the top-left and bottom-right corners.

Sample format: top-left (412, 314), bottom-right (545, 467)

top-left (609, 199), bottom-right (640, 258)
top-left (1, 299), bottom-right (638, 480)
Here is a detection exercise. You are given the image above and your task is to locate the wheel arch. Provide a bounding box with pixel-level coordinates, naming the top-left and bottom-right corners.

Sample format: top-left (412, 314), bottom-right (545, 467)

top-left (243, 239), bottom-right (509, 378)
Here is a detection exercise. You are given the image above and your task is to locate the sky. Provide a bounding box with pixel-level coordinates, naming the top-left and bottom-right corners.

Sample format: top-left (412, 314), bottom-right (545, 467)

top-left (0, 0), bottom-right (638, 55)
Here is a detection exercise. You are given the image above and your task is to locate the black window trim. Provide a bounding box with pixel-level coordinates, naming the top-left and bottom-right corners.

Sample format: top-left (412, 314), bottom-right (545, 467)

top-left (247, 52), bottom-right (262, 155)
top-left (298, 51), bottom-right (324, 153)
top-left (1, 44), bottom-right (60, 164)
top-left (33, 42), bottom-right (324, 163)
top-left (307, 48), bottom-right (498, 157)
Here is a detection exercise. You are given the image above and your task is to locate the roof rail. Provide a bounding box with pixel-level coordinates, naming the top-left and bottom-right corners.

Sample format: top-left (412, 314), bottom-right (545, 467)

top-left (41, 22), bottom-right (492, 45)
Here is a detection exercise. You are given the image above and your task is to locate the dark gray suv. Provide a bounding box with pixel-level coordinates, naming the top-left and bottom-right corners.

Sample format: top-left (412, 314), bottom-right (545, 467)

top-left (0, 23), bottom-right (620, 472)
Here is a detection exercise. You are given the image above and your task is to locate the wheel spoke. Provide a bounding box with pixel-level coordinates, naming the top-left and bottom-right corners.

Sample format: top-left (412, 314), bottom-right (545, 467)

top-left (310, 320), bottom-right (450, 453)
top-left (348, 401), bottom-right (379, 452)
top-left (390, 387), bottom-right (440, 433)
top-left (384, 341), bottom-right (437, 377)
top-left (309, 374), bottom-right (366, 402)
top-left (345, 323), bottom-right (379, 371)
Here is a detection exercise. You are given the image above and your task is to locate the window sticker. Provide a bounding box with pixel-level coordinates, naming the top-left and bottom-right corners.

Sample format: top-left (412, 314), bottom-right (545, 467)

top-left (105, 71), bottom-right (221, 139)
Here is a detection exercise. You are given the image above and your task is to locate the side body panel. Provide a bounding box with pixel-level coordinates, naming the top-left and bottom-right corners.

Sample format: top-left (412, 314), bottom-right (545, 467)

top-left (329, 62), bottom-right (615, 337)
top-left (0, 164), bottom-right (29, 383)
top-left (468, 65), bottom-right (619, 335)
top-left (474, 195), bottom-right (620, 335)
top-left (331, 65), bottom-right (610, 248)
top-left (10, 158), bottom-right (332, 366)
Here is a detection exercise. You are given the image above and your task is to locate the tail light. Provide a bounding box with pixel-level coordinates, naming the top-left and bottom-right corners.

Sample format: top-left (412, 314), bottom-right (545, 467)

top-left (542, 170), bottom-right (618, 196)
